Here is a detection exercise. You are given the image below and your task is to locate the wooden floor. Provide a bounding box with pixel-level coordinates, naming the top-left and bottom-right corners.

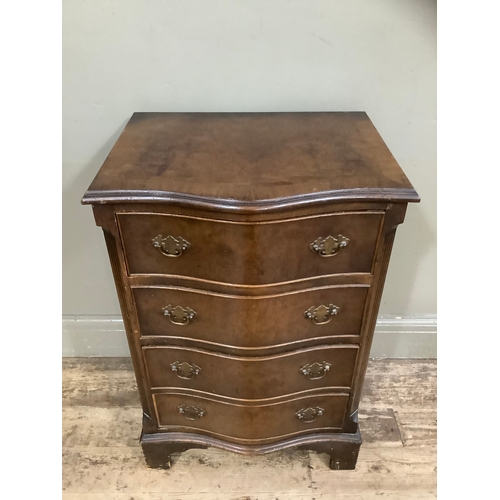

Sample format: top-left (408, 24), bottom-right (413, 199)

top-left (62, 358), bottom-right (436, 499)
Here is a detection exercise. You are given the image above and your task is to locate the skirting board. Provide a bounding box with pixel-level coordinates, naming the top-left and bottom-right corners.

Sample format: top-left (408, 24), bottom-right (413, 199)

top-left (62, 315), bottom-right (436, 358)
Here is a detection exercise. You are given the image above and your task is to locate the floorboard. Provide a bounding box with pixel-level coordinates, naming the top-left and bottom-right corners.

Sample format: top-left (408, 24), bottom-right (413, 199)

top-left (62, 358), bottom-right (437, 499)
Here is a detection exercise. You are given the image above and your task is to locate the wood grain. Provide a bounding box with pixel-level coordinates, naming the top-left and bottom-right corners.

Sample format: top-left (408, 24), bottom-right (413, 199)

top-left (133, 284), bottom-right (369, 347)
top-left (143, 344), bottom-right (358, 399)
top-left (81, 112), bottom-right (420, 472)
top-left (63, 358), bottom-right (436, 499)
top-left (81, 112), bottom-right (419, 211)
top-left (153, 391), bottom-right (349, 442)
top-left (117, 211), bottom-right (382, 284)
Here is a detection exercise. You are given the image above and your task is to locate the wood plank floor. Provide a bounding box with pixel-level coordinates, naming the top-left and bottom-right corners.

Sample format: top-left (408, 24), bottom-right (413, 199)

top-left (62, 359), bottom-right (436, 499)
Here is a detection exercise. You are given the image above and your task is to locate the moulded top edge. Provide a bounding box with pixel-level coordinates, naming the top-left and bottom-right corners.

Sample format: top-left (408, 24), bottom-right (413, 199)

top-left (81, 187), bottom-right (420, 212)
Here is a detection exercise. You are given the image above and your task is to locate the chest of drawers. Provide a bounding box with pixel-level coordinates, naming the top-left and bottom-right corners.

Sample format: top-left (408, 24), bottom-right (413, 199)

top-left (82, 112), bottom-right (419, 470)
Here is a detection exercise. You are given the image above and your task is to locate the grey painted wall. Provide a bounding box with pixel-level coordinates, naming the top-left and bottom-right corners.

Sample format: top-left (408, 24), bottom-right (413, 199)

top-left (63, 1), bottom-right (436, 326)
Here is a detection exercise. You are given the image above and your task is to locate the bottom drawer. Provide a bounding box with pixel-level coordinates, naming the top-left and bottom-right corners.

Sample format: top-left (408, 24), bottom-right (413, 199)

top-left (153, 392), bottom-right (349, 444)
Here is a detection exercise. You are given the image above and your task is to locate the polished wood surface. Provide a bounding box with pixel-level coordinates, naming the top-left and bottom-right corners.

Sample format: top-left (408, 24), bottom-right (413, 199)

top-left (153, 392), bottom-right (349, 443)
top-left (133, 285), bottom-right (369, 347)
top-left (143, 344), bottom-right (358, 399)
top-left (118, 211), bottom-right (383, 284)
top-left (82, 112), bottom-right (419, 210)
top-left (63, 358), bottom-right (437, 497)
top-left (83, 112), bottom-right (419, 470)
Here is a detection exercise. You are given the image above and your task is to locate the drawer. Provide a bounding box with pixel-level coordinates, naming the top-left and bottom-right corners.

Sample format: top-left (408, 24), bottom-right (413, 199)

top-left (144, 344), bottom-right (358, 399)
top-left (133, 285), bottom-right (368, 347)
top-left (153, 392), bottom-right (349, 443)
top-left (118, 211), bottom-right (383, 285)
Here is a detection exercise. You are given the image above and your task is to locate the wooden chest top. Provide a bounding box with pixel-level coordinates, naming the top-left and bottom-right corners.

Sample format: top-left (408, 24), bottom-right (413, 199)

top-left (82, 112), bottom-right (419, 210)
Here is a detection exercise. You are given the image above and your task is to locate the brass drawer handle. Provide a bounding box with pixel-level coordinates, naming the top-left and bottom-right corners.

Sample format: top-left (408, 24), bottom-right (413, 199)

top-left (296, 406), bottom-right (325, 423)
top-left (152, 234), bottom-right (190, 257)
top-left (162, 305), bottom-right (197, 325)
top-left (170, 361), bottom-right (202, 380)
top-left (300, 361), bottom-right (332, 380)
top-left (178, 404), bottom-right (206, 420)
top-left (304, 304), bottom-right (339, 325)
top-left (310, 234), bottom-right (349, 257)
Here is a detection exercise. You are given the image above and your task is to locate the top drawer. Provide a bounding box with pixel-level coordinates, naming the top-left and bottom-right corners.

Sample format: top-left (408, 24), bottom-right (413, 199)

top-left (117, 211), bottom-right (383, 285)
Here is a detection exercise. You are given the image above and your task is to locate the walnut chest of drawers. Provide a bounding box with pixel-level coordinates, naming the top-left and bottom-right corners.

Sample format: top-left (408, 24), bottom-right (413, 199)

top-left (82, 112), bottom-right (419, 470)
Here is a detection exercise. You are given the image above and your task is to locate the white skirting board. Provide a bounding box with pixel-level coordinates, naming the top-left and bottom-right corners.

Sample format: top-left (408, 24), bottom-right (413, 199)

top-left (62, 315), bottom-right (437, 358)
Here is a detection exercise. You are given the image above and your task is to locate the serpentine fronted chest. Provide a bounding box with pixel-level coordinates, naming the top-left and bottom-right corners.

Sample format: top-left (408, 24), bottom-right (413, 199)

top-left (82, 112), bottom-right (419, 469)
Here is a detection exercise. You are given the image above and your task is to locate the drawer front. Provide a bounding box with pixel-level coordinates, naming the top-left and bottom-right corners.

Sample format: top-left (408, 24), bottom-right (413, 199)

top-left (134, 285), bottom-right (368, 347)
top-left (118, 212), bottom-right (383, 285)
top-left (153, 392), bottom-right (349, 443)
top-left (144, 345), bottom-right (358, 399)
